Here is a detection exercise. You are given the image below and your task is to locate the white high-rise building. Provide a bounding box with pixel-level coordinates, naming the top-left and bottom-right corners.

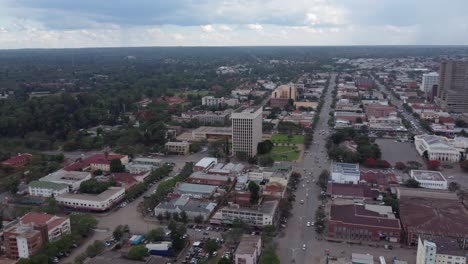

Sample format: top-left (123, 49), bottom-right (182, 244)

top-left (417, 237), bottom-right (466, 264)
top-left (421, 72), bottom-right (439, 94)
top-left (231, 106), bottom-right (262, 157)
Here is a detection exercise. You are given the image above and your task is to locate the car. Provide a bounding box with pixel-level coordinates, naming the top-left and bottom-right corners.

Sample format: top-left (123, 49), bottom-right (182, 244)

top-left (302, 184), bottom-right (305, 188)
top-left (306, 221), bottom-right (311, 227)
top-left (302, 244), bottom-right (307, 250)
top-left (203, 232), bottom-right (209, 236)
top-left (448, 176), bottom-right (454, 179)
top-left (300, 200), bottom-right (304, 204)
top-left (311, 222), bottom-right (315, 226)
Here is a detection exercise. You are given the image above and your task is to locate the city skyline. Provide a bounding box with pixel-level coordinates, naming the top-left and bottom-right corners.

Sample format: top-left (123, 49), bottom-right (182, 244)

top-left (1, 0), bottom-right (468, 49)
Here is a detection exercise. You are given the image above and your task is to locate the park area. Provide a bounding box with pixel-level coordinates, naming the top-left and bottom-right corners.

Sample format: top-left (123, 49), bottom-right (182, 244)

top-left (271, 145), bottom-right (301, 161)
top-left (271, 134), bottom-right (304, 145)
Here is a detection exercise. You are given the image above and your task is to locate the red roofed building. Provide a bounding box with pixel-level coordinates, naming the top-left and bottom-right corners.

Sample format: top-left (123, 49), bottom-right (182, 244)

top-left (328, 204), bottom-right (401, 242)
top-left (327, 183), bottom-right (379, 200)
top-left (365, 104), bottom-right (396, 118)
top-left (360, 170), bottom-right (399, 191)
top-left (64, 153), bottom-right (128, 172)
top-left (263, 182), bottom-right (285, 199)
top-left (1, 153), bottom-right (33, 169)
top-left (156, 96), bottom-right (186, 105)
top-left (109, 172), bottom-right (139, 190)
top-left (20, 212), bottom-right (71, 242)
top-left (410, 103), bottom-right (441, 113)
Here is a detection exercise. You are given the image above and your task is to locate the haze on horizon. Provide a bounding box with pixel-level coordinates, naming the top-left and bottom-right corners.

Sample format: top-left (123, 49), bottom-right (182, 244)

top-left (0, 0), bottom-right (467, 49)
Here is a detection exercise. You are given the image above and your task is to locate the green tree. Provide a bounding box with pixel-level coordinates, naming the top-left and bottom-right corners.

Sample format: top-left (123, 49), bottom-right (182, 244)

top-left (405, 178), bottom-right (421, 188)
top-left (180, 211), bottom-right (188, 223)
top-left (259, 246), bottom-right (280, 264)
top-left (156, 213), bottom-right (164, 223)
top-left (203, 239), bottom-right (220, 255)
top-left (317, 170), bottom-right (330, 189)
top-left (448, 182), bottom-right (461, 192)
top-left (172, 212), bottom-right (180, 222)
top-left (194, 214), bottom-right (204, 224)
top-left (248, 181), bottom-right (260, 204)
top-left (147, 228), bottom-right (165, 242)
top-left (70, 214), bottom-right (98, 237)
top-left (258, 155), bottom-right (274, 167)
top-left (128, 245), bottom-right (149, 260)
top-left (86, 240), bottom-right (105, 257)
top-left (113, 225), bottom-right (124, 241)
top-left (236, 151), bottom-right (248, 161)
top-left (110, 158), bottom-right (125, 172)
top-left (164, 211), bottom-right (171, 221)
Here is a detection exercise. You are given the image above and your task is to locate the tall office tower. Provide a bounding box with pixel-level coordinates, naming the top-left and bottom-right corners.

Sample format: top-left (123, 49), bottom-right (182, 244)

top-left (421, 72), bottom-right (439, 95)
top-left (436, 60), bottom-right (468, 113)
top-left (231, 106), bottom-right (263, 157)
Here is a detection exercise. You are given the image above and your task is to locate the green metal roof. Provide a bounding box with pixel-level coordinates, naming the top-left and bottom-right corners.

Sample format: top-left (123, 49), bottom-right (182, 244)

top-left (29, 181), bottom-right (68, 190)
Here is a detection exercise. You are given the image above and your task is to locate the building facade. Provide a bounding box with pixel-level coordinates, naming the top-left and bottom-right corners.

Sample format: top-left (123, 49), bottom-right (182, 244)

top-left (55, 187), bottom-right (125, 211)
top-left (210, 200), bottom-right (278, 227)
top-left (231, 107), bottom-right (262, 157)
top-left (436, 60), bottom-right (468, 113)
top-left (28, 181), bottom-right (69, 197)
top-left (3, 224), bottom-right (44, 260)
top-left (331, 163), bottom-right (360, 184)
top-left (410, 170), bottom-right (448, 190)
top-left (416, 237), bottom-right (466, 264)
top-left (165, 141), bottom-right (190, 155)
top-left (235, 235), bottom-right (262, 264)
top-left (414, 134), bottom-right (468, 162)
top-left (20, 212), bottom-right (71, 242)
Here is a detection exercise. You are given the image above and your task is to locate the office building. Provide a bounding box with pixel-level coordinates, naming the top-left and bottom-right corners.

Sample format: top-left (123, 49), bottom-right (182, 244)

top-left (234, 235), bottom-right (262, 264)
top-left (20, 212), bottom-right (71, 242)
top-left (210, 200), bottom-right (279, 227)
top-left (414, 134), bottom-right (468, 162)
top-left (231, 106), bottom-right (262, 157)
top-left (416, 237), bottom-right (466, 264)
top-left (410, 170), bottom-right (448, 190)
top-left (436, 60), bottom-right (468, 113)
top-left (270, 84), bottom-right (297, 107)
top-left (331, 163), bottom-right (360, 184)
top-left (39, 170), bottom-right (92, 191)
top-left (421, 72), bottom-right (439, 96)
top-left (3, 224), bottom-right (44, 259)
top-left (154, 196), bottom-right (217, 221)
top-left (28, 181), bottom-right (69, 197)
top-left (165, 141), bottom-right (190, 155)
top-left (55, 187), bottom-right (125, 211)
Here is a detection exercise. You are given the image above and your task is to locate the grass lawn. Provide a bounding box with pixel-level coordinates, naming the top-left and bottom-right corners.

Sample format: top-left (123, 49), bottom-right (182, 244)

top-left (271, 134), bottom-right (304, 145)
top-left (271, 146), bottom-right (300, 161)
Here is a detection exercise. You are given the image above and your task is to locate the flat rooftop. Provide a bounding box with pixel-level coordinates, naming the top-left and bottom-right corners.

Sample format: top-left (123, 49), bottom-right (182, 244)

top-left (193, 126), bottom-right (232, 134)
top-left (332, 163), bottom-right (360, 175)
top-left (330, 204), bottom-right (401, 229)
top-left (40, 170), bottom-right (90, 183)
top-left (233, 106), bottom-right (261, 114)
top-left (176, 183), bottom-right (217, 194)
top-left (57, 187), bottom-right (124, 202)
top-left (411, 170), bottom-right (446, 182)
top-left (235, 235), bottom-right (261, 255)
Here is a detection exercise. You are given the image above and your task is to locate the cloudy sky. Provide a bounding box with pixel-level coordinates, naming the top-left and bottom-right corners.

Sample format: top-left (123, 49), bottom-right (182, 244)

top-left (0, 0), bottom-right (467, 49)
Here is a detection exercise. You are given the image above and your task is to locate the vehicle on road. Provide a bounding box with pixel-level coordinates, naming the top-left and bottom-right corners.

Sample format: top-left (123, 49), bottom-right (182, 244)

top-left (302, 244), bottom-right (306, 250)
top-left (306, 221), bottom-right (311, 227)
top-left (300, 200), bottom-right (304, 204)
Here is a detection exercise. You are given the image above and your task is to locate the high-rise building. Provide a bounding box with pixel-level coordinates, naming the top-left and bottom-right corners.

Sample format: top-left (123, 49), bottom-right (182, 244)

top-left (231, 106), bottom-right (262, 157)
top-left (421, 72), bottom-right (439, 96)
top-left (435, 60), bottom-right (468, 113)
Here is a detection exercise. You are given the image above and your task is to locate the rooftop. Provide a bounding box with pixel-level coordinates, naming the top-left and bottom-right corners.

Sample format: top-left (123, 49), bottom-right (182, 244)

top-left (235, 235), bottom-right (261, 255)
top-left (411, 170), bottom-right (446, 182)
top-left (189, 171), bottom-right (230, 181)
top-left (57, 187), bottom-right (125, 202)
top-left (327, 183), bottom-right (378, 199)
top-left (330, 204), bottom-right (401, 229)
top-left (176, 183), bottom-right (217, 194)
top-left (40, 170), bottom-right (91, 183)
top-left (195, 157), bottom-right (218, 168)
top-left (29, 180), bottom-right (69, 190)
top-left (156, 196), bottom-right (217, 214)
top-left (233, 106), bottom-right (262, 114)
top-left (332, 163), bottom-right (360, 176)
top-left (352, 253), bottom-right (374, 264)
top-left (193, 126), bottom-right (232, 134)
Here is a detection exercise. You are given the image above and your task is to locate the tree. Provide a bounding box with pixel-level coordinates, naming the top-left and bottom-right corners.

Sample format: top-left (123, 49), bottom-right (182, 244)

top-left (40, 197), bottom-right (62, 214)
top-left (449, 182), bottom-right (461, 192)
top-left (317, 170), bottom-right (330, 189)
top-left (405, 178), bottom-right (421, 188)
top-left (180, 211), bottom-right (188, 223)
top-left (218, 257), bottom-right (231, 264)
top-left (70, 214), bottom-right (98, 237)
top-left (258, 155), bottom-right (274, 167)
top-left (248, 181), bottom-right (260, 204)
top-left (356, 117), bottom-right (363, 124)
top-left (257, 140), bottom-right (274, 155)
top-left (164, 211), bottom-right (171, 221)
top-left (86, 240), bottom-right (105, 257)
top-left (147, 228), bottom-right (165, 242)
top-left (407, 161), bottom-right (422, 170)
top-left (172, 212), bottom-right (180, 222)
top-left (456, 119), bottom-right (468, 128)
top-left (79, 178), bottom-right (112, 194)
top-left (395, 162), bottom-right (406, 170)
top-left (113, 225), bottom-right (124, 241)
top-left (110, 158), bottom-right (125, 172)
top-left (194, 214), bottom-right (204, 224)
top-left (203, 239), bottom-right (220, 255)
top-left (427, 160), bottom-right (441, 170)
top-left (236, 151), bottom-right (248, 161)
top-left (128, 245), bottom-right (149, 260)
top-left (156, 213), bottom-right (164, 223)
top-left (259, 246), bottom-right (280, 264)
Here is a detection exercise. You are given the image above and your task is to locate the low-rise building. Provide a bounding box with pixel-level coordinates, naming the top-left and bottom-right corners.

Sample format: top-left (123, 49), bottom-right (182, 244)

top-left (327, 183), bottom-right (378, 200)
top-left (63, 153), bottom-right (129, 172)
top-left (165, 141), bottom-right (190, 155)
top-left (174, 183), bottom-right (217, 199)
top-left (28, 181), bottom-right (69, 197)
top-left (39, 170), bottom-right (92, 191)
top-left (202, 96), bottom-right (239, 107)
top-left (132, 157), bottom-right (162, 167)
top-left (192, 126), bottom-right (232, 141)
top-left (416, 237), bottom-right (467, 264)
top-left (235, 235), bottom-right (262, 264)
top-left (154, 196), bottom-right (217, 221)
top-left (3, 224), bottom-right (44, 259)
top-left (180, 110), bottom-right (231, 126)
top-left (1, 153), bottom-right (33, 169)
top-left (55, 187), bottom-right (125, 211)
top-left (414, 134), bottom-right (468, 162)
top-left (328, 204), bottom-right (401, 242)
top-left (410, 170), bottom-right (448, 190)
top-left (210, 200), bottom-right (279, 226)
top-left (194, 157), bottom-right (218, 171)
top-left (352, 253), bottom-right (374, 264)
top-left (331, 163), bottom-right (360, 184)
top-left (186, 171), bottom-right (233, 186)
top-left (20, 212), bottom-right (71, 242)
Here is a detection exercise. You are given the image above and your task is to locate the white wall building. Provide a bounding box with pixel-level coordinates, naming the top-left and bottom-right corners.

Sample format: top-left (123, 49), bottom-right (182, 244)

top-left (410, 170), bottom-right (448, 190)
top-left (165, 141), bottom-right (190, 155)
top-left (210, 200), bottom-right (278, 226)
top-left (232, 106), bottom-right (263, 157)
top-left (417, 237), bottom-right (466, 264)
top-left (39, 170), bottom-right (92, 191)
top-left (28, 181), bottom-right (69, 197)
top-left (331, 163), bottom-right (360, 184)
top-left (421, 72), bottom-right (439, 94)
top-left (235, 235), bottom-right (262, 264)
top-left (414, 134), bottom-right (468, 162)
top-left (56, 187), bottom-right (125, 211)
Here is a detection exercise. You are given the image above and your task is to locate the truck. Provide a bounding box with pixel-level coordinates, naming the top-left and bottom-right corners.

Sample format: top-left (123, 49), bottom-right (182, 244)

top-left (129, 235), bottom-right (145, 245)
top-left (146, 242), bottom-right (174, 257)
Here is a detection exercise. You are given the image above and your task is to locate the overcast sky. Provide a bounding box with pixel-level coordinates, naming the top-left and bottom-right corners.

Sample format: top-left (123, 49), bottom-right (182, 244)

top-left (0, 0), bottom-right (467, 49)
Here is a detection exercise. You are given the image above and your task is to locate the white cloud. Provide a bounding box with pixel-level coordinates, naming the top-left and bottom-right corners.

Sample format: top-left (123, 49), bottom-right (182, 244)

top-left (200, 24), bottom-right (215, 33)
top-left (219, 25), bottom-right (232, 31)
top-left (247, 23), bottom-right (263, 31)
top-left (171, 33), bottom-right (185, 42)
top-left (305, 13), bottom-right (318, 25)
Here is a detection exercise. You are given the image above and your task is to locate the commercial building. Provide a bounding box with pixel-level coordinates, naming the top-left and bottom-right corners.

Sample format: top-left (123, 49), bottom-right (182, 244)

top-left (231, 106), bottom-right (262, 157)
top-left (174, 183), bottom-right (217, 199)
top-left (192, 126), bottom-right (232, 141)
top-left (416, 237), bottom-right (467, 264)
top-left (3, 224), bottom-right (44, 259)
top-left (397, 188), bottom-right (468, 247)
top-left (234, 235), bottom-right (262, 264)
top-left (421, 72), bottom-right (439, 95)
top-left (202, 96), bottom-right (239, 107)
top-left (410, 170), bottom-right (448, 190)
top-left (165, 141), bottom-right (190, 155)
top-left (132, 157), bottom-right (162, 167)
top-left (186, 171), bottom-right (232, 186)
top-left (55, 187), bottom-right (125, 211)
top-left (210, 200), bottom-right (279, 227)
top-left (20, 212), bottom-right (71, 242)
top-left (414, 134), bottom-right (468, 162)
top-left (39, 170), bottom-right (92, 191)
top-left (365, 104), bottom-right (397, 118)
top-left (352, 253), bottom-right (374, 264)
top-left (181, 110), bottom-right (231, 126)
top-left (63, 153), bottom-right (129, 172)
top-left (194, 157), bottom-right (218, 171)
top-left (270, 84), bottom-right (297, 107)
top-left (28, 181), bottom-right (69, 197)
top-left (331, 163), bottom-right (360, 184)
top-left (154, 196), bottom-right (217, 221)
top-left (328, 204), bottom-right (401, 242)
top-left (327, 183), bottom-right (378, 200)
top-left (1, 153), bottom-right (32, 169)
top-left (436, 60), bottom-right (468, 113)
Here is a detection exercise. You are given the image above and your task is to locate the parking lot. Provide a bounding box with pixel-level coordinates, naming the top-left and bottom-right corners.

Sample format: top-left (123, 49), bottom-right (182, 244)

top-left (376, 139), bottom-right (424, 165)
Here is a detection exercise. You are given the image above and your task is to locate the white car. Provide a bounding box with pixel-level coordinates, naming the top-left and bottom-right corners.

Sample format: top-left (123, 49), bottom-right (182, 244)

top-left (306, 221), bottom-right (311, 227)
top-left (302, 244), bottom-right (307, 250)
top-left (300, 200), bottom-right (304, 204)
top-left (302, 184), bottom-right (305, 188)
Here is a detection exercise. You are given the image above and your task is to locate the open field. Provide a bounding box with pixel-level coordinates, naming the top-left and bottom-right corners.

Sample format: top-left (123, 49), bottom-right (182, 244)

top-left (272, 134), bottom-right (304, 145)
top-left (271, 146), bottom-right (300, 161)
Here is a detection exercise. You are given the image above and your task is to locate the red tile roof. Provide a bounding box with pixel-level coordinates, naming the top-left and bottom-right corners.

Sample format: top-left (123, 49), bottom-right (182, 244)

top-left (360, 170), bottom-right (398, 187)
top-left (47, 218), bottom-right (67, 230)
top-left (327, 183), bottom-right (378, 199)
top-left (64, 153), bottom-right (126, 171)
top-left (1, 153), bottom-right (33, 167)
top-left (21, 212), bottom-right (54, 224)
top-left (330, 204), bottom-right (401, 229)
